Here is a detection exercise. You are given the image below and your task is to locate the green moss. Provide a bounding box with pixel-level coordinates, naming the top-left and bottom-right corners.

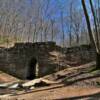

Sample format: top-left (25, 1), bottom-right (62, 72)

top-left (85, 66), bottom-right (96, 73)
top-left (96, 81), bottom-right (100, 86)
top-left (88, 66), bottom-right (100, 75)
top-left (91, 69), bottom-right (100, 74)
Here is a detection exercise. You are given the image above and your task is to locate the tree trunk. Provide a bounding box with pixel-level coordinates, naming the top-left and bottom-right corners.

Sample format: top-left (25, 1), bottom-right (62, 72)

top-left (89, 0), bottom-right (100, 68)
top-left (61, 11), bottom-right (65, 47)
top-left (81, 0), bottom-right (95, 47)
top-left (96, 53), bottom-right (100, 68)
top-left (51, 19), bottom-right (54, 41)
top-left (90, 0), bottom-right (100, 52)
top-left (81, 0), bottom-right (100, 68)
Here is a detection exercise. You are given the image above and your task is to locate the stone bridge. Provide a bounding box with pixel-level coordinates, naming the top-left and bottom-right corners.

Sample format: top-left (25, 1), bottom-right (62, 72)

top-left (0, 42), bottom-right (96, 79)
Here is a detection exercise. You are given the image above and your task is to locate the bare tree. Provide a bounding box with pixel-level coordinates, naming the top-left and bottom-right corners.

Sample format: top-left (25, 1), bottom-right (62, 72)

top-left (81, 0), bottom-right (100, 68)
top-left (89, 0), bottom-right (100, 67)
top-left (60, 11), bottom-right (65, 47)
top-left (69, 2), bottom-right (73, 46)
top-left (50, 19), bottom-right (55, 41)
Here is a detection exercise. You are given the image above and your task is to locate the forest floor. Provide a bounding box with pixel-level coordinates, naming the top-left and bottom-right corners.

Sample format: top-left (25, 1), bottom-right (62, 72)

top-left (0, 61), bottom-right (100, 100)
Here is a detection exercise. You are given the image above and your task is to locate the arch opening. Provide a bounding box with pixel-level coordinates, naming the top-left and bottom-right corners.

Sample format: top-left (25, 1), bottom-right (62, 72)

top-left (27, 57), bottom-right (37, 80)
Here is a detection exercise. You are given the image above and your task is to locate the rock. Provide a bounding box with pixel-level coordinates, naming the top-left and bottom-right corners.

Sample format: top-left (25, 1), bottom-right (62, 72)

top-left (8, 83), bottom-right (19, 89)
top-left (22, 78), bottom-right (57, 88)
top-left (30, 86), bottom-right (35, 90)
top-left (0, 94), bottom-right (11, 98)
top-left (0, 82), bottom-right (16, 89)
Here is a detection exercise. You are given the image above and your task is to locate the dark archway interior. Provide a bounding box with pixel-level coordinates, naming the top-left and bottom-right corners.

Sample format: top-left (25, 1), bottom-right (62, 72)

top-left (27, 57), bottom-right (37, 80)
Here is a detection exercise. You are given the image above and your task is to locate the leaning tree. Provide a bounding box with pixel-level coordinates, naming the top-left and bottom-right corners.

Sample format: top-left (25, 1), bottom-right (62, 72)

top-left (81, 0), bottom-right (100, 68)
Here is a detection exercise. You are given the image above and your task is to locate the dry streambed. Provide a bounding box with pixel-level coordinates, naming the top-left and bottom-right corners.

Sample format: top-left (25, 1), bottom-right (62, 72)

top-left (0, 61), bottom-right (100, 99)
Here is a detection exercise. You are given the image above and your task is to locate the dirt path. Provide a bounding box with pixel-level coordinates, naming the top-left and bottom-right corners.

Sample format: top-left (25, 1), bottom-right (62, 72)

top-left (1, 84), bottom-right (99, 100)
top-left (0, 62), bottom-right (100, 100)
top-left (0, 71), bottom-right (19, 83)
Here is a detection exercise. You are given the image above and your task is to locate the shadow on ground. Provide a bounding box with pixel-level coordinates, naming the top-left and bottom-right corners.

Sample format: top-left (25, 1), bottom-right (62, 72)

top-left (62, 74), bottom-right (100, 86)
top-left (55, 92), bottom-right (100, 100)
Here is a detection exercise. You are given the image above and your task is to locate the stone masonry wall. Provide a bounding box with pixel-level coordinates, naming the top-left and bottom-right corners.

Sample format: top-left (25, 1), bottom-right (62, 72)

top-left (0, 42), bottom-right (65, 79)
top-left (0, 42), bottom-right (96, 79)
